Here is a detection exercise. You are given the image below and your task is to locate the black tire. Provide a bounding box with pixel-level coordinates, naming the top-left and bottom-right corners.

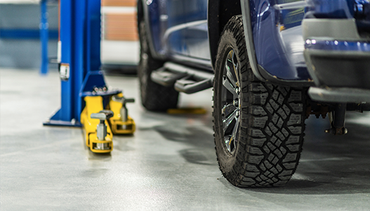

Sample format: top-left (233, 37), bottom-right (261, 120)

top-left (213, 16), bottom-right (307, 187)
top-left (138, 20), bottom-right (179, 111)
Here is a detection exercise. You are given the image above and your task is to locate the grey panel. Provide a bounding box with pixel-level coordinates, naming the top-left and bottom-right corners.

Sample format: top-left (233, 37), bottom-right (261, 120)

top-left (0, 4), bottom-right (58, 69)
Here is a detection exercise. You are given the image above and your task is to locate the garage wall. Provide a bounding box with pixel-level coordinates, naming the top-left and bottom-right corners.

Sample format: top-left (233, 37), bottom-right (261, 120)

top-left (102, 0), bottom-right (137, 41)
top-left (0, 1), bottom-right (138, 69)
top-left (0, 4), bottom-right (58, 69)
top-left (101, 0), bottom-right (139, 66)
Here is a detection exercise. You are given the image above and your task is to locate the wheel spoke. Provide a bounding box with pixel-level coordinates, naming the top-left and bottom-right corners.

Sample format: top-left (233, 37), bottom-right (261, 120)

top-left (223, 108), bottom-right (239, 135)
top-left (221, 103), bottom-right (236, 117)
top-left (231, 51), bottom-right (240, 86)
top-left (230, 116), bottom-right (240, 148)
top-left (224, 136), bottom-right (232, 152)
top-left (225, 62), bottom-right (237, 87)
top-left (222, 72), bottom-right (237, 97)
top-left (224, 114), bottom-right (239, 152)
top-left (224, 118), bottom-right (239, 153)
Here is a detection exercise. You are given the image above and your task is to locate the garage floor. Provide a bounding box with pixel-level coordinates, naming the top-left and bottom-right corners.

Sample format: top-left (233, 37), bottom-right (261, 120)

top-left (2, 68), bottom-right (370, 210)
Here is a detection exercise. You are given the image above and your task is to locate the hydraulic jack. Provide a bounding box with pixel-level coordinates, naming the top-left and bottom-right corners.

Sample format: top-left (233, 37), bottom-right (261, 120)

top-left (108, 93), bottom-right (136, 134)
top-left (81, 96), bottom-right (114, 153)
top-left (90, 110), bottom-right (114, 152)
top-left (80, 92), bottom-right (136, 153)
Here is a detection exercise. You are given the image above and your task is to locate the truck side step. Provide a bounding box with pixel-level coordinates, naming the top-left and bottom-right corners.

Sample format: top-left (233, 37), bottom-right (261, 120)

top-left (151, 67), bottom-right (187, 87)
top-left (151, 62), bottom-right (214, 94)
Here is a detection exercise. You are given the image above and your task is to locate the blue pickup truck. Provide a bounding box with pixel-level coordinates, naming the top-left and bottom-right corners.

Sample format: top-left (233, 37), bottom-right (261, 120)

top-left (136, 0), bottom-right (370, 187)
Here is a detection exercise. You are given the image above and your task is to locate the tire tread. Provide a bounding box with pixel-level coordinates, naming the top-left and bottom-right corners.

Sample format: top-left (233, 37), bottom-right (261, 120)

top-left (213, 15), bottom-right (306, 187)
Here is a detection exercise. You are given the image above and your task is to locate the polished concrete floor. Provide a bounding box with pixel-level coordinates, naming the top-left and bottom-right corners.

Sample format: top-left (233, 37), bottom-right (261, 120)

top-left (2, 68), bottom-right (370, 210)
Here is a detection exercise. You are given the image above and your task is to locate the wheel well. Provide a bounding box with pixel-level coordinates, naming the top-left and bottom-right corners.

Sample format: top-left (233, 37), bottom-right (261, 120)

top-left (208, 0), bottom-right (242, 69)
top-left (137, 0), bottom-right (143, 24)
top-left (136, 0), bottom-right (160, 60)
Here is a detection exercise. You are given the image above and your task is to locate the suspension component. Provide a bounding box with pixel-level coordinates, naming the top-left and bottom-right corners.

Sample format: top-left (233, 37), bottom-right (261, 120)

top-left (325, 103), bottom-right (348, 135)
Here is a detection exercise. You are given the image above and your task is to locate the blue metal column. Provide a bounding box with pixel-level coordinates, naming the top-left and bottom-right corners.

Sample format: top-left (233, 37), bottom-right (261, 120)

top-left (44, 0), bottom-right (119, 127)
top-left (43, 0), bottom-right (88, 127)
top-left (44, 0), bottom-right (77, 126)
top-left (72, 0), bottom-right (86, 124)
top-left (40, 0), bottom-right (48, 75)
top-left (79, 0), bottom-right (120, 102)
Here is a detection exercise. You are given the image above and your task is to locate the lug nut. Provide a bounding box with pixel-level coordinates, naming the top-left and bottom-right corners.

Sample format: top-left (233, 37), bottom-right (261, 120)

top-left (233, 99), bottom-right (238, 107)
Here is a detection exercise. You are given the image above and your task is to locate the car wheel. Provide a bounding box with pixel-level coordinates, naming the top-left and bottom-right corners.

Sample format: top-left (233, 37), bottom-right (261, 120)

top-left (138, 20), bottom-right (179, 111)
top-left (213, 16), bottom-right (307, 187)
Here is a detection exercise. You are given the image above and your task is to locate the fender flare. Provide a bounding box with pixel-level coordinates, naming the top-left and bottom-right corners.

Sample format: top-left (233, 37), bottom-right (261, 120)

top-left (207, 0), bottom-right (264, 80)
top-left (137, 0), bottom-right (165, 60)
top-left (239, 0), bottom-right (265, 81)
top-left (208, 0), bottom-right (313, 86)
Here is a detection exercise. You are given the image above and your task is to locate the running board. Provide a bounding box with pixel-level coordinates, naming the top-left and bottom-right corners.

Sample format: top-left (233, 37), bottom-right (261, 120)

top-left (151, 62), bottom-right (214, 94)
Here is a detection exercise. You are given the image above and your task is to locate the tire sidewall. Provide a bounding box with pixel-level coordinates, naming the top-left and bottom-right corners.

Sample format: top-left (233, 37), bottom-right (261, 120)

top-left (138, 20), bottom-right (154, 104)
top-left (214, 30), bottom-right (245, 175)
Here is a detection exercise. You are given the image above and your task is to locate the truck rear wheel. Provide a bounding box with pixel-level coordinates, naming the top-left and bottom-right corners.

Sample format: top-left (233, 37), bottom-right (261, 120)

top-left (138, 20), bottom-right (179, 111)
top-left (213, 16), bottom-right (307, 187)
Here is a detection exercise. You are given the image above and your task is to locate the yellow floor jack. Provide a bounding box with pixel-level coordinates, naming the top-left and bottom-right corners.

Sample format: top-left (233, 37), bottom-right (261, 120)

top-left (109, 93), bottom-right (136, 134)
top-left (80, 93), bottom-right (135, 153)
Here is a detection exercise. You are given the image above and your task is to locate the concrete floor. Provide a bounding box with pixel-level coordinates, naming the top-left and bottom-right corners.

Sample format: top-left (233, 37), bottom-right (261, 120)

top-left (2, 68), bottom-right (370, 210)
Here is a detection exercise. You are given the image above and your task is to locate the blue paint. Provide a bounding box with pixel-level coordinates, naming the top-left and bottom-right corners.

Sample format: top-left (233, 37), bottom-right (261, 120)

top-left (40, 0), bottom-right (49, 75)
top-left (0, 29), bottom-right (58, 39)
top-left (80, 72), bottom-right (107, 95)
top-left (144, 0), bottom-right (365, 81)
top-left (148, 0), bottom-right (163, 53)
top-left (251, 0), bottom-right (304, 80)
top-left (354, 0), bottom-right (370, 20)
top-left (302, 0), bottom-right (370, 75)
top-left (44, 0), bottom-right (114, 127)
top-left (249, 0), bottom-right (360, 80)
top-left (148, 0), bottom-right (208, 58)
top-left (57, 0), bottom-right (73, 123)
top-left (305, 40), bottom-right (370, 52)
top-left (305, 0), bottom-right (354, 18)
top-left (88, 0), bottom-right (102, 71)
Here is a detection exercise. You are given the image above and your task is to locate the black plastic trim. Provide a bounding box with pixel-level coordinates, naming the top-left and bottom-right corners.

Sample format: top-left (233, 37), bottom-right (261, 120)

top-left (309, 87), bottom-right (370, 103)
top-left (138, 0), bottom-right (166, 60)
top-left (240, 0), bottom-right (265, 82)
top-left (151, 67), bottom-right (187, 87)
top-left (151, 62), bottom-right (214, 94)
top-left (175, 77), bottom-right (213, 94)
top-left (170, 54), bottom-right (213, 72)
top-left (207, 0), bottom-right (220, 69)
top-left (257, 65), bottom-right (314, 87)
top-left (305, 49), bottom-right (370, 89)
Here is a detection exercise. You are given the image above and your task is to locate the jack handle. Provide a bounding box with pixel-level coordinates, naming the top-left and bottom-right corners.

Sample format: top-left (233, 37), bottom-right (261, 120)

top-left (91, 110), bottom-right (114, 140)
top-left (113, 96), bottom-right (135, 122)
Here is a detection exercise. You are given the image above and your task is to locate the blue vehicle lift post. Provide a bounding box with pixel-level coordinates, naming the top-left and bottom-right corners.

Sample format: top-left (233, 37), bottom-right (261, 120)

top-left (43, 0), bottom-right (118, 127)
top-left (43, 0), bottom-right (136, 153)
